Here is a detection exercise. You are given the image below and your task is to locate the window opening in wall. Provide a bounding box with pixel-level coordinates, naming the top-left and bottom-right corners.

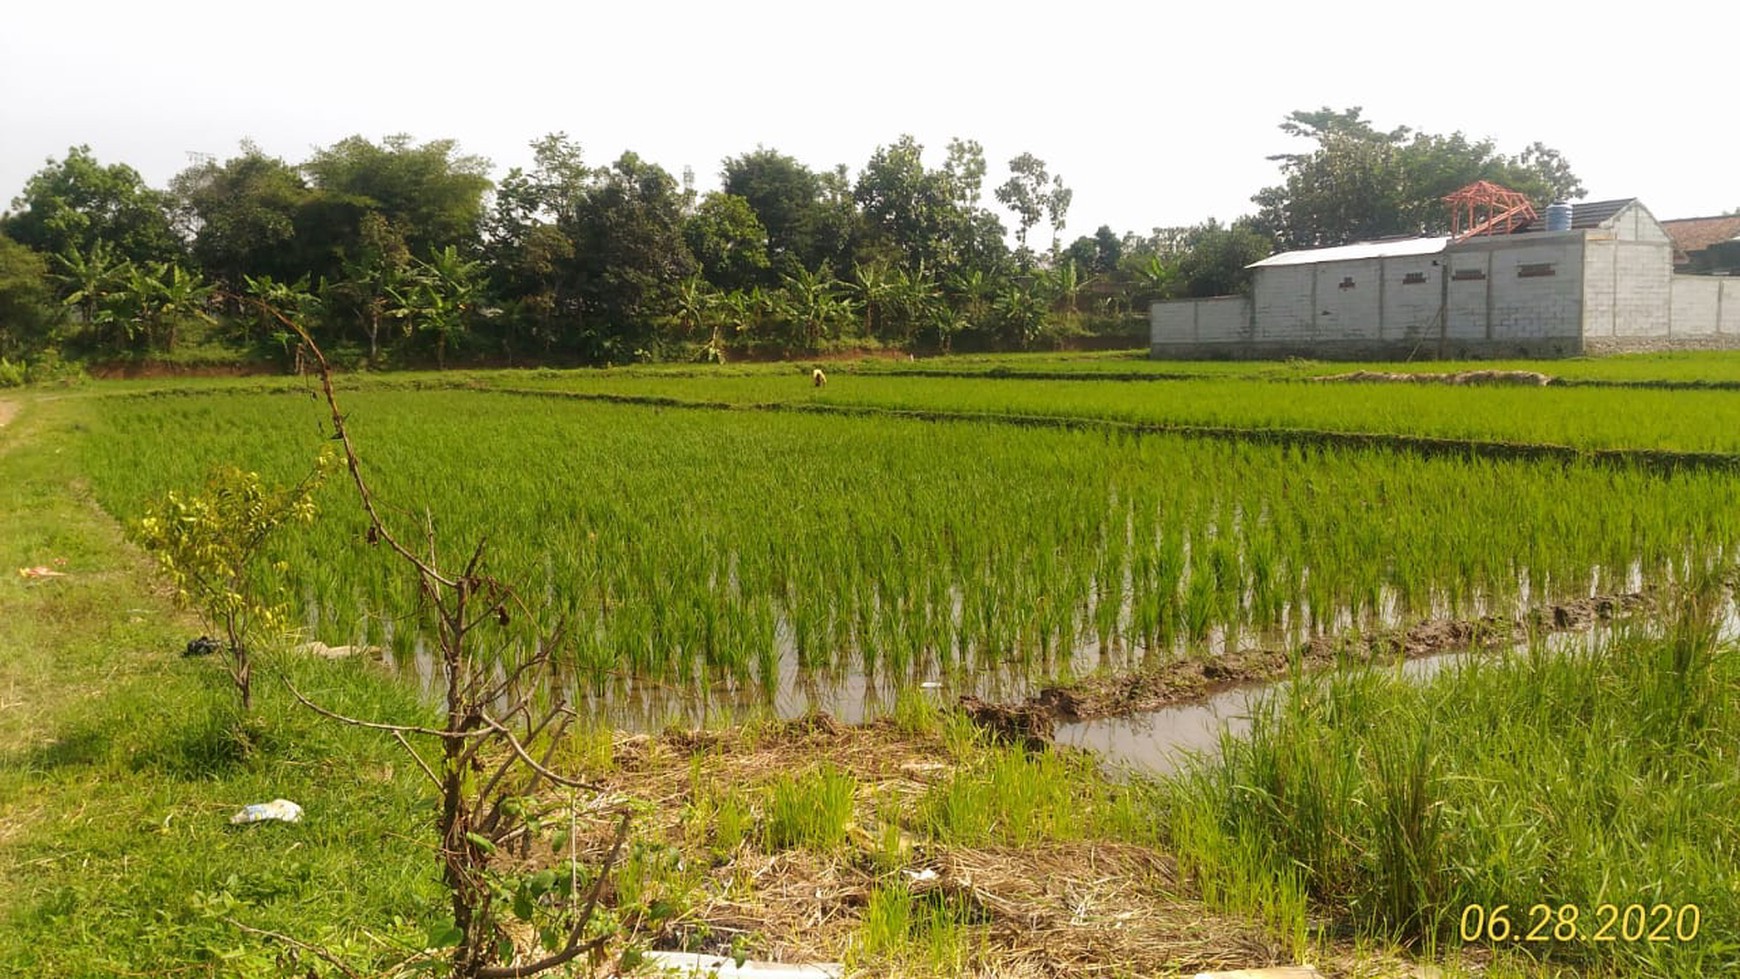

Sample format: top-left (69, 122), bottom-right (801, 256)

top-left (1451, 269), bottom-right (1486, 281)
top-left (1518, 262), bottom-right (1556, 278)
top-left (1338, 276), bottom-right (1355, 290)
top-left (1402, 271), bottom-right (1427, 285)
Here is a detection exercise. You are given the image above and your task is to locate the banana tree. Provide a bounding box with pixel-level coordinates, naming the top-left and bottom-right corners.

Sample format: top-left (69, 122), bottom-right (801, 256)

top-left (780, 266), bottom-right (850, 351)
top-left (851, 262), bottom-right (893, 339)
top-left (243, 274), bottom-right (321, 351)
top-left (673, 274), bottom-right (725, 362)
top-left (53, 240), bottom-right (130, 331)
top-left (992, 281), bottom-right (1047, 349)
top-left (1045, 258), bottom-right (1093, 317)
top-left (885, 264), bottom-right (941, 347)
top-left (389, 246), bottom-right (482, 369)
top-left (153, 263), bottom-right (216, 351)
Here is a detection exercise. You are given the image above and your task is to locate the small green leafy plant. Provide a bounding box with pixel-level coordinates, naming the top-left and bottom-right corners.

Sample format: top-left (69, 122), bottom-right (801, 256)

top-left (137, 454), bottom-right (330, 711)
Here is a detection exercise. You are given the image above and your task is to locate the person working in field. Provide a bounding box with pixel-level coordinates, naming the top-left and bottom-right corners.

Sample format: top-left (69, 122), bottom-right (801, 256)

top-left (812, 368), bottom-right (827, 387)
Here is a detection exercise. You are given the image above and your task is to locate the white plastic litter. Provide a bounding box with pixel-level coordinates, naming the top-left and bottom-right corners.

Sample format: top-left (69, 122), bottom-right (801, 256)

top-left (638, 951), bottom-right (841, 978)
top-left (230, 799), bottom-right (304, 825)
top-left (295, 640), bottom-right (382, 659)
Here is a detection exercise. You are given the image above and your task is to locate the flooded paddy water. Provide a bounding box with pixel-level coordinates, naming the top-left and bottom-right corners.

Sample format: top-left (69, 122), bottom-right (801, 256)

top-left (361, 556), bottom-right (1735, 781)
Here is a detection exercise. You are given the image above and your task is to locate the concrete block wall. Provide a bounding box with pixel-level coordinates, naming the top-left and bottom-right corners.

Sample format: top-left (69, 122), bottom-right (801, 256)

top-left (1486, 239), bottom-right (1586, 339)
top-left (1445, 250), bottom-right (1492, 339)
top-left (1151, 300), bottom-right (1197, 344)
top-left (1609, 202), bottom-right (1672, 244)
top-left (1583, 239), bottom-right (1616, 338)
top-left (1670, 277), bottom-right (1722, 336)
top-left (1669, 276), bottom-right (1737, 337)
top-left (1379, 256), bottom-right (1441, 340)
top-left (1251, 265), bottom-right (1315, 340)
top-left (1310, 258), bottom-right (1382, 340)
top-left (1149, 296), bottom-right (1252, 350)
top-left (1583, 239), bottom-right (1674, 338)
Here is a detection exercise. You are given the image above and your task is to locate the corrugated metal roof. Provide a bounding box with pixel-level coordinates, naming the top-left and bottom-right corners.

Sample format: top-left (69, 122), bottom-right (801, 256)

top-left (1247, 236), bottom-right (1449, 269)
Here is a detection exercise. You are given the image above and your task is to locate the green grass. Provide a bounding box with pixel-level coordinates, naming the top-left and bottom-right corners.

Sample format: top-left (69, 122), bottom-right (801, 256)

top-left (1165, 600), bottom-right (1740, 976)
top-left (763, 763), bottom-right (856, 852)
top-left (0, 395), bottom-right (443, 976)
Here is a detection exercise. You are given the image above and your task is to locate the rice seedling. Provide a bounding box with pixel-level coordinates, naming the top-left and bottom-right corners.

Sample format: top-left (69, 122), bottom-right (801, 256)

top-left (490, 368), bottom-right (1740, 453)
top-left (67, 387), bottom-right (1740, 723)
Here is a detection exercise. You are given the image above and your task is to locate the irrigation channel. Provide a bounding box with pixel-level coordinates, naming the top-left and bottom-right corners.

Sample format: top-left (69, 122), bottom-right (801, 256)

top-left (368, 563), bottom-right (1736, 777)
top-left (1057, 586), bottom-right (1740, 774)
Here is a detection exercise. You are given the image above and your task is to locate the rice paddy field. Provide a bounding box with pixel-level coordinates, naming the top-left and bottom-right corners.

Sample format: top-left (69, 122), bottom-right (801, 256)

top-left (4, 350), bottom-right (1739, 977)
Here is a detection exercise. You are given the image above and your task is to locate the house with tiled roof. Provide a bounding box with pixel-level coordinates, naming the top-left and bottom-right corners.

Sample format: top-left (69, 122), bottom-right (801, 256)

top-left (1660, 215), bottom-right (1740, 275)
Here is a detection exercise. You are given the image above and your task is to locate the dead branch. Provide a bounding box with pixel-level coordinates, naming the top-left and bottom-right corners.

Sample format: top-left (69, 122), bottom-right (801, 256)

top-left (224, 919), bottom-right (364, 979)
top-left (474, 810), bottom-right (632, 979)
top-left (285, 680), bottom-right (491, 740)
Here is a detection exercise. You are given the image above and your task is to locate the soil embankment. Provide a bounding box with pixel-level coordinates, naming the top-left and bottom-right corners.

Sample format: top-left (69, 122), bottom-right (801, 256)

top-left (1316, 368), bottom-right (1554, 386)
top-left (973, 592), bottom-right (1650, 739)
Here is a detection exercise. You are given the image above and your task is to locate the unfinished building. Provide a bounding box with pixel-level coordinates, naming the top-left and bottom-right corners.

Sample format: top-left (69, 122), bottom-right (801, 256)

top-left (1151, 183), bottom-right (1740, 360)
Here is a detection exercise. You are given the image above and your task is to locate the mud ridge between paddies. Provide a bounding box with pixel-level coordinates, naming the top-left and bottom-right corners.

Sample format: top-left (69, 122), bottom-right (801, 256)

top-left (825, 366), bottom-right (1740, 391)
top-left (964, 591), bottom-right (1654, 750)
top-left (475, 386), bottom-right (1740, 474)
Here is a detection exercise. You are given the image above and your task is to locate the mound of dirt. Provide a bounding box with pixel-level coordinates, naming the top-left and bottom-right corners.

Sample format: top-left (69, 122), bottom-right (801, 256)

top-left (1316, 369), bottom-right (1554, 386)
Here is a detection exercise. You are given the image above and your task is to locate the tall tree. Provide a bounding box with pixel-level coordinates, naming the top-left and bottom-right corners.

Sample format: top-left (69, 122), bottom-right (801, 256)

top-left (299, 134), bottom-right (492, 282)
top-left (994, 153), bottom-right (1072, 266)
top-left (0, 233), bottom-right (60, 357)
top-left (683, 192), bottom-right (771, 292)
top-left (1064, 224), bottom-right (1124, 276)
top-left (855, 135), bottom-right (1006, 279)
top-left (2, 146), bottom-right (180, 265)
top-left (170, 143), bottom-right (311, 289)
top-left (721, 149), bottom-right (843, 276)
top-left (1253, 107), bottom-right (1586, 249)
top-left (485, 134), bottom-right (589, 355)
top-left (565, 152), bottom-right (697, 360)
top-left (1176, 219), bottom-right (1273, 297)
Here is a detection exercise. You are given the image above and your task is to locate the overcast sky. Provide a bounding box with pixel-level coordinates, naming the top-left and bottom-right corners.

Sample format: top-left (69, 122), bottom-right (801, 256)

top-left (4, 0), bottom-right (1735, 242)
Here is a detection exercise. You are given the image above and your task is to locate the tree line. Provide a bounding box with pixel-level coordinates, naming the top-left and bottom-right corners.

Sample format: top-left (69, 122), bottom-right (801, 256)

top-left (0, 108), bottom-right (1584, 369)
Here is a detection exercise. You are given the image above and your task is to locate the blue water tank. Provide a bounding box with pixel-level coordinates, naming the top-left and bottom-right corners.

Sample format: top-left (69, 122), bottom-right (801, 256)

top-left (1545, 202), bottom-right (1573, 232)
